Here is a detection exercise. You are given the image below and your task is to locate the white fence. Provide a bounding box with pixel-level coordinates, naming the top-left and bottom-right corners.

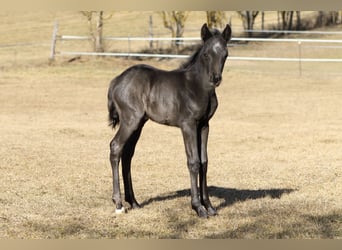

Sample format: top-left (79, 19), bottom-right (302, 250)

top-left (50, 22), bottom-right (342, 64)
top-left (53, 36), bottom-right (342, 62)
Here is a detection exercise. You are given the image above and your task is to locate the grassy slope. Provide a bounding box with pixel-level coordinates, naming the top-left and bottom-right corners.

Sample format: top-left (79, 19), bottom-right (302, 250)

top-left (0, 11), bottom-right (341, 239)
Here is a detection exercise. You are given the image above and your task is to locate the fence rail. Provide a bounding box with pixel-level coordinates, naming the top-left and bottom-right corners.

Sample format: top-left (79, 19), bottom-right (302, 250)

top-left (59, 51), bottom-right (342, 63)
top-left (242, 29), bottom-right (342, 35)
top-left (50, 22), bottom-right (342, 65)
top-left (58, 35), bottom-right (342, 44)
top-left (55, 36), bottom-right (342, 63)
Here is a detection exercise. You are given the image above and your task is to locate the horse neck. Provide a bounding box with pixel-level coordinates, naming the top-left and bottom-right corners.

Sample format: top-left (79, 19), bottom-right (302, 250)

top-left (185, 59), bottom-right (212, 91)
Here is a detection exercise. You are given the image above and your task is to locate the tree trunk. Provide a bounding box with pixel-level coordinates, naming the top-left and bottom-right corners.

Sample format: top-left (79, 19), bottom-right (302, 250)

top-left (149, 15), bottom-right (153, 49)
top-left (281, 11), bottom-right (286, 30)
top-left (173, 12), bottom-right (186, 49)
top-left (95, 11), bottom-right (104, 53)
top-left (330, 11), bottom-right (339, 24)
top-left (288, 11), bottom-right (294, 30)
top-left (316, 11), bottom-right (324, 27)
top-left (160, 11), bottom-right (175, 48)
top-left (281, 11), bottom-right (294, 30)
top-left (237, 11), bottom-right (259, 37)
top-left (160, 11), bottom-right (188, 50)
top-left (296, 11), bottom-right (301, 30)
top-left (80, 11), bottom-right (107, 53)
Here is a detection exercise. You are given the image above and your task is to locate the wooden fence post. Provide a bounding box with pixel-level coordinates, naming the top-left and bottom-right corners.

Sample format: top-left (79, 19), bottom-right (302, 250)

top-left (49, 21), bottom-right (59, 61)
top-left (298, 40), bottom-right (302, 77)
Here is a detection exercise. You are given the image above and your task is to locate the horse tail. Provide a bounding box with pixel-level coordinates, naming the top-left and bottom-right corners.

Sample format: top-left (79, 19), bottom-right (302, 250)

top-left (107, 79), bottom-right (120, 129)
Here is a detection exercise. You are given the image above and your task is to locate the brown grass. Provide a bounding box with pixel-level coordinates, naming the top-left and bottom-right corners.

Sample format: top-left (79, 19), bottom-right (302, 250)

top-left (0, 11), bottom-right (341, 239)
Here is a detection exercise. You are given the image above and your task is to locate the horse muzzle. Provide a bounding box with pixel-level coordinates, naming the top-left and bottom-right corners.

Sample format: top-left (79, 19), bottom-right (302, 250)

top-left (210, 74), bottom-right (222, 87)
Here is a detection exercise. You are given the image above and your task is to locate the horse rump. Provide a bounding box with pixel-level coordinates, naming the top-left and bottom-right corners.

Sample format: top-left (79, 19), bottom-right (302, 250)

top-left (107, 79), bottom-right (120, 129)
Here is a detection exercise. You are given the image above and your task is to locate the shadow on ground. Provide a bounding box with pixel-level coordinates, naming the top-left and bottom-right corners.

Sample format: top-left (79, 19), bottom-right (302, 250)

top-left (140, 185), bottom-right (295, 210)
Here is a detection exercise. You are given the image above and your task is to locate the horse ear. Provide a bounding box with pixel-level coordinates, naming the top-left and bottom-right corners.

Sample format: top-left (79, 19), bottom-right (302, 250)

top-left (222, 24), bottom-right (232, 42)
top-left (201, 23), bottom-right (212, 42)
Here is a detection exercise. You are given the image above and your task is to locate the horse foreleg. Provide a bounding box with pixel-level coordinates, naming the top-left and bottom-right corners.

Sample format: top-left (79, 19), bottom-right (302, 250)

top-left (181, 122), bottom-right (208, 218)
top-left (199, 124), bottom-right (217, 216)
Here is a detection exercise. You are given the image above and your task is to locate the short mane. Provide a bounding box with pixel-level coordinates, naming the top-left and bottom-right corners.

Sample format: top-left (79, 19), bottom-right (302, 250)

top-left (178, 28), bottom-right (222, 70)
top-left (178, 45), bottom-right (203, 70)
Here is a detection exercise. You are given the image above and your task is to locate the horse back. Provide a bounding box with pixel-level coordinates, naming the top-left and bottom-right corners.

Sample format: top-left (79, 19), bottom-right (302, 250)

top-left (110, 64), bottom-right (216, 127)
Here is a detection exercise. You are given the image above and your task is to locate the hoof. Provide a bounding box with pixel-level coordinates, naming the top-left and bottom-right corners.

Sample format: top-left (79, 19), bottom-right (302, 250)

top-left (115, 207), bottom-right (126, 214)
top-left (130, 201), bottom-right (141, 209)
top-left (125, 198), bottom-right (141, 209)
top-left (196, 205), bottom-right (209, 218)
top-left (207, 207), bottom-right (218, 216)
top-left (131, 202), bottom-right (141, 209)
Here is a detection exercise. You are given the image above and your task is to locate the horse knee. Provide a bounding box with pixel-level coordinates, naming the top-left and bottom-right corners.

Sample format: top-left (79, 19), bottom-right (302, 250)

top-left (201, 161), bottom-right (208, 173)
top-left (187, 159), bottom-right (201, 174)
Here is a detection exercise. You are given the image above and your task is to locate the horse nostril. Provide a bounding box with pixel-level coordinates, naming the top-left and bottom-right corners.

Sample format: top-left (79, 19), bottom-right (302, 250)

top-left (214, 75), bottom-right (221, 83)
top-left (210, 74), bottom-right (222, 85)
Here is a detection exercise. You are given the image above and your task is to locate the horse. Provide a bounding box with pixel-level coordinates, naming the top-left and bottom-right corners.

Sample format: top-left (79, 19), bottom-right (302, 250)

top-left (107, 23), bottom-right (232, 218)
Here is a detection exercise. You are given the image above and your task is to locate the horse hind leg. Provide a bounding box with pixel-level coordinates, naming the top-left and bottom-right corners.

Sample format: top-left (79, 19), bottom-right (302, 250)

top-left (121, 120), bottom-right (146, 209)
top-left (109, 118), bottom-right (143, 213)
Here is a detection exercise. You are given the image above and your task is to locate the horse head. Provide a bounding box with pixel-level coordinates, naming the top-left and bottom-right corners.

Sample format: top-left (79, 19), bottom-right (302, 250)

top-left (200, 23), bottom-right (232, 87)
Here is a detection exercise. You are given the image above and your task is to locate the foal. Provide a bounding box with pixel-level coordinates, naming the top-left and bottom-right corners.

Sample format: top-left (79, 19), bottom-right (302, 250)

top-left (108, 23), bottom-right (231, 218)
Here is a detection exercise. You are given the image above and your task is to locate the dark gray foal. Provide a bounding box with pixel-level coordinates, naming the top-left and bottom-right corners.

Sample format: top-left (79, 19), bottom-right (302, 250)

top-left (107, 23), bottom-right (232, 218)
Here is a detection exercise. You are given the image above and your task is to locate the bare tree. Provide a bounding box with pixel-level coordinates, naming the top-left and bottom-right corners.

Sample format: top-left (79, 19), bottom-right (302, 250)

top-left (80, 11), bottom-right (113, 52)
top-left (315, 11), bottom-right (340, 27)
top-left (94, 11), bottom-right (104, 52)
top-left (237, 11), bottom-right (259, 37)
top-left (328, 11), bottom-right (339, 24)
top-left (280, 11), bottom-right (294, 30)
top-left (160, 11), bottom-right (189, 50)
top-left (261, 11), bottom-right (265, 30)
top-left (206, 11), bottom-right (226, 29)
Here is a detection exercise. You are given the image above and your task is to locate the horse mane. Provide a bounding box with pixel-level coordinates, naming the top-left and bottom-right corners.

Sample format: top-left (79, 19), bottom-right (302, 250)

top-left (178, 28), bottom-right (222, 70)
top-left (178, 44), bottom-right (203, 70)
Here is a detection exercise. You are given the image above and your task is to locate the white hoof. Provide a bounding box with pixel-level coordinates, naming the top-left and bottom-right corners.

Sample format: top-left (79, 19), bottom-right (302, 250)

top-left (115, 207), bottom-right (126, 214)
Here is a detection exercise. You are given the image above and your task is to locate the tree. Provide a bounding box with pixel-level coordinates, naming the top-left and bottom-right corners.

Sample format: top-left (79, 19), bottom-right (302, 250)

top-left (316, 11), bottom-right (339, 27)
top-left (296, 11), bottom-right (301, 30)
top-left (280, 11), bottom-right (294, 30)
top-left (206, 11), bottom-right (226, 29)
top-left (160, 11), bottom-right (189, 50)
top-left (80, 11), bottom-right (113, 52)
top-left (261, 11), bottom-right (265, 30)
top-left (237, 11), bottom-right (259, 37)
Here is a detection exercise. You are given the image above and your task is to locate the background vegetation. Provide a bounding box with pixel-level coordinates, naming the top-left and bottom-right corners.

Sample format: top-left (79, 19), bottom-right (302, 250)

top-left (77, 11), bottom-right (342, 52)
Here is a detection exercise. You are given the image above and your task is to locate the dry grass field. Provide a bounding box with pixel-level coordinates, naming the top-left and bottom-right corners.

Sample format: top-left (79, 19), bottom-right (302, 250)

top-left (0, 11), bottom-right (341, 239)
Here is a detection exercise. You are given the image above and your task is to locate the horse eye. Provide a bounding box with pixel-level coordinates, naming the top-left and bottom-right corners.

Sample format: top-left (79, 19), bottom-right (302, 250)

top-left (203, 52), bottom-right (209, 58)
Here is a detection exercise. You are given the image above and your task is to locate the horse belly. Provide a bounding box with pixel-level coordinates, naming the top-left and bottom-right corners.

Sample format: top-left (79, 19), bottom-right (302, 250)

top-left (145, 87), bottom-right (182, 126)
top-left (145, 94), bottom-right (208, 127)
top-left (146, 99), bottom-right (180, 126)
